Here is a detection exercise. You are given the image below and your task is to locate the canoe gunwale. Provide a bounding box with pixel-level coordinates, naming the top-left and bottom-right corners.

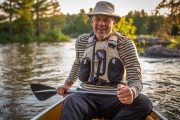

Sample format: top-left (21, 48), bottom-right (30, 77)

top-left (152, 109), bottom-right (168, 120)
top-left (31, 97), bottom-right (66, 120)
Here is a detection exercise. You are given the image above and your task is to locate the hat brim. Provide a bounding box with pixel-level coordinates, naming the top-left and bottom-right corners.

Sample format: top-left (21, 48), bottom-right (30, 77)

top-left (86, 13), bottom-right (121, 23)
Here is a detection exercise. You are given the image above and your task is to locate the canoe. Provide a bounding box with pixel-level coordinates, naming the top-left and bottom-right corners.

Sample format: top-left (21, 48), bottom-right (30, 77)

top-left (31, 97), bottom-right (168, 120)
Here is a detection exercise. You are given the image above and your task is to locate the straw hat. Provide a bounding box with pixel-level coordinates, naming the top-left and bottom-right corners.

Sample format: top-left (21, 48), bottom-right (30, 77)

top-left (86, 1), bottom-right (121, 23)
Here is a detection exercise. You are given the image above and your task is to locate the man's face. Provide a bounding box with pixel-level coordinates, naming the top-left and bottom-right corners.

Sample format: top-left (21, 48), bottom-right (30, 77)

top-left (91, 15), bottom-right (116, 40)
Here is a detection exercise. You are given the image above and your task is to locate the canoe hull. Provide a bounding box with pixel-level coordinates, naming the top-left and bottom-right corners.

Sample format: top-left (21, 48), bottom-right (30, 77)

top-left (31, 97), bottom-right (167, 120)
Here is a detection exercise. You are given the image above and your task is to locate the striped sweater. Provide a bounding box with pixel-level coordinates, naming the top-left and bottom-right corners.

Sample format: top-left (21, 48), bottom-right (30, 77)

top-left (66, 32), bottom-right (142, 98)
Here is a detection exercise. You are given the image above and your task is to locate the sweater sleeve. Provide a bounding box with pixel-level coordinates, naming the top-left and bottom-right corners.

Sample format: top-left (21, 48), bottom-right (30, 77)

top-left (66, 34), bottom-right (89, 83)
top-left (117, 36), bottom-right (143, 99)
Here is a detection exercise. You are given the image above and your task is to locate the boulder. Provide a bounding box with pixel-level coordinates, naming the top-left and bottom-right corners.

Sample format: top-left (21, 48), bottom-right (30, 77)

top-left (140, 45), bottom-right (180, 58)
top-left (135, 36), bottom-right (172, 46)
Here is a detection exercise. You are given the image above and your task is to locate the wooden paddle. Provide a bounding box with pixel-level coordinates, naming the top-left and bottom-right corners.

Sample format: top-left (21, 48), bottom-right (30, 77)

top-left (30, 84), bottom-right (117, 101)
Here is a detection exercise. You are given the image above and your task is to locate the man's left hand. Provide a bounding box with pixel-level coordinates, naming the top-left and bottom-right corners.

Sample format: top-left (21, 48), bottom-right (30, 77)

top-left (117, 84), bottom-right (134, 104)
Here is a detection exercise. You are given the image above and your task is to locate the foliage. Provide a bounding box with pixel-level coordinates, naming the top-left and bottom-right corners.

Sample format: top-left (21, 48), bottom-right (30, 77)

top-left (0, 0), bottom-right (179, 46)
top-left (155, 0), bottom-right (180, 38)
top-left (62, 9), bottom-right (92, 37)
top-left (114, 17), bottom-right (136, 40)
top-left (61, 14), bottom-right (78, 37)
top-left (137, 47), bottom-right (145, 54)
top-left (0, 32), bottom-right (14, 43)
top-left (0, 0), bottom-right (17, 35)
top-left (39, 27), bottom-right (70, 42)
top-left (32, 0), bottom-right (61, 38)
top-left (126, 10), bottom-right (148, 35)
top-left (0, 0), bottom-right (66, 43)
top-left (155, 0), bottom-right (180, 25)
top-left (168, 34), bottom-right (180, 50)
top-left (76, 9), bottom-right (92, 34)
top-left (0, 15), bottom-right (7, 21)
top-left (146, 15), bottom-right (164, 35)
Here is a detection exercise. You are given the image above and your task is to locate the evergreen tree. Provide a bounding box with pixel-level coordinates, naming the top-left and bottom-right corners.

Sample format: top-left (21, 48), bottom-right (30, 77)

top-left (146, 15), bottom-right (164, 36)
top-left (126, 10), bottom-right (148, 35)
top-left (0, 0), bottom-right (17, 35)
top-left (155, 0), bottom-right (180, 25)
top-left (155, 0), bottom-right (180, 36)
top-left (14, 0), bottom-right (34, 42)
top-left (32, 0), bottom-right (62, 38)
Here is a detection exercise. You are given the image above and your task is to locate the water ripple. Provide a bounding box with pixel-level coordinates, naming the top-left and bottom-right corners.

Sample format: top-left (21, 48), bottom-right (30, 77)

top-left (0, 43), bottom-right (179, 120)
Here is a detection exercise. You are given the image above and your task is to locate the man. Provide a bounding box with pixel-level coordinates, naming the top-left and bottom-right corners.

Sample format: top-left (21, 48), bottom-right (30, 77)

top-left (57, 1), bottom-right (152, 120)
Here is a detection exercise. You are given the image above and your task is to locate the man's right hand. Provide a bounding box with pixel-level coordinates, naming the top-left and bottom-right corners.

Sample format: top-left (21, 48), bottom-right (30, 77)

top-left (56, 81), bottom-right (72, 96)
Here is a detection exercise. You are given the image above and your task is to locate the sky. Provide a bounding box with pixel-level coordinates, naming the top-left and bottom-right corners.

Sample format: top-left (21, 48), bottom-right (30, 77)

top-left (57, 0), bottom-right (168, 16)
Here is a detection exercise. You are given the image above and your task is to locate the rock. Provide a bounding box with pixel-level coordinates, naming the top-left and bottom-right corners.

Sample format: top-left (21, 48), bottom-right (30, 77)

top-left (140, 45), bottom-right (180, 58)
top-left (135, 36), bottom-right (172, 46)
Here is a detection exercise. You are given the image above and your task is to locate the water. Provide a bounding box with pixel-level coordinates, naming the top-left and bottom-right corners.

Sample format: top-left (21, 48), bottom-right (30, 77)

top-left (0, 40), bottom-right (179, 120)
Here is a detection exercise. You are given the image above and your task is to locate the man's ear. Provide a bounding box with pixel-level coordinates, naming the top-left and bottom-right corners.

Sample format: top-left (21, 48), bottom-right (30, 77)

top-left (113, 20), bottom-right (116, 25)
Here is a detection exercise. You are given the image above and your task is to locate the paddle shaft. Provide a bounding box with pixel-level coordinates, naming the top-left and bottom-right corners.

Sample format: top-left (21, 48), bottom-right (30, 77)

top-left (34, 89), bottom-right (117, 95)
top-left (31, 83), bottom-right (117, 101)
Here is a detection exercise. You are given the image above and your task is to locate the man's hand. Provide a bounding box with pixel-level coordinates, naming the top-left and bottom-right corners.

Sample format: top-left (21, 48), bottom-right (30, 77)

top-left (56, 81), bottom-right (72, 97)
top-left (117, 84), bottom-right (134, 104)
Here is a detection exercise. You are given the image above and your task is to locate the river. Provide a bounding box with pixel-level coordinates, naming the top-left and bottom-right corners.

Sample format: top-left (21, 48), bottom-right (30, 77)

top-left (0, 40), bottom-right (179, 120)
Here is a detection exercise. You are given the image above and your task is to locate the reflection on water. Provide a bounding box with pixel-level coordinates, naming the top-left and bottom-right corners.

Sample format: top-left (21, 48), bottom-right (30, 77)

top-left (0, 41), bottom-right (179, 120)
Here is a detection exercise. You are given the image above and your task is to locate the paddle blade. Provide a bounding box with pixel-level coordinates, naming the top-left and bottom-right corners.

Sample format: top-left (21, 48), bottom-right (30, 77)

top-left (30, 84), bottom-right (56, 101)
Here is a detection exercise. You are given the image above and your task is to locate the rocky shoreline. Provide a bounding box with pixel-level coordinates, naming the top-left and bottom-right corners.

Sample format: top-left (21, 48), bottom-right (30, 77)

top-left (135, 36), bottom-right (180, 58)
top-left (140, 45), bottom-right (180, 58)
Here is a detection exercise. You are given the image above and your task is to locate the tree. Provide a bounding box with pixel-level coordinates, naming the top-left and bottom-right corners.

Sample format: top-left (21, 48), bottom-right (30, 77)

top-left (0, 0), bottom-right (17, 35)
top-left (48, 0), bottom-right (63, 29)
top-left (14, 0), bottom-right (34, 42)
top-left (146, 15), bottom-right (164, 36)
top-left (32, 0), bottom-right (62, 38)
top-left (33, 0), bottom-right (50, 38)
top-left (62, 14), bottom-right (76, 37)
top-left (155, 0), bottom-right (180, 24)
top-left (76, 9), bottom-right (91, 34)
top-left (114, 17), bottom-right (136, 40)
top-left (126, 10), bottom-right (148, 35)
top-left (155, 0), bottom-right (180, 49)
top-left (62, 9), bottom-right (92, 37)
top-left (155, 0), bottom-right (180, 36)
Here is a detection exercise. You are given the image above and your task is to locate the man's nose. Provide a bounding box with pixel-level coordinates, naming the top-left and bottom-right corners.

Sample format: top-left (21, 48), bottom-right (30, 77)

top-left (98, 20), bottom-right (105, 25)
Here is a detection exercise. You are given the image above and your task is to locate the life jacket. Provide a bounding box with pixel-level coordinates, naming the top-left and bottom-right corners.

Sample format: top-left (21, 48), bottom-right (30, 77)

top-left (78, 31), bottom-right (125, 86)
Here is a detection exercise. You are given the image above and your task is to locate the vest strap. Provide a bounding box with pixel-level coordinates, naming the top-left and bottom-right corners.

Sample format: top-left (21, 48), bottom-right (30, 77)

top-left (90, 37), bottom-right (98, 84)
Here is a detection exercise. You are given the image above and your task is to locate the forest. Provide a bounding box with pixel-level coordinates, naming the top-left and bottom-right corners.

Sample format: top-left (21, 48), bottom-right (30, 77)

top-left (0, 0), bottom-right (179, 50)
